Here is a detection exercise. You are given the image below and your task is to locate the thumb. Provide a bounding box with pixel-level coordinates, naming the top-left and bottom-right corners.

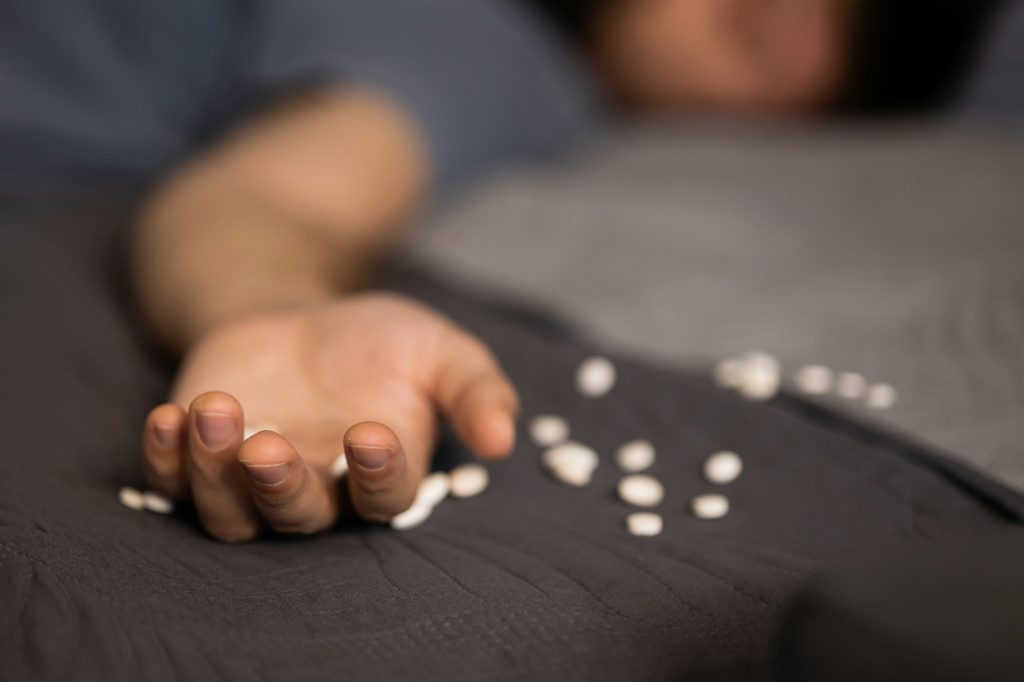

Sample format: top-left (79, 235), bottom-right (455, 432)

top-left (430, 331), bottom-right (519, 460)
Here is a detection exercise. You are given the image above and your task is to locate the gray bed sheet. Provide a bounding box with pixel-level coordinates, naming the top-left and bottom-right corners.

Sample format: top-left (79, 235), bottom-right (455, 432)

top-left (408, 122), bottom-right (1024, 492)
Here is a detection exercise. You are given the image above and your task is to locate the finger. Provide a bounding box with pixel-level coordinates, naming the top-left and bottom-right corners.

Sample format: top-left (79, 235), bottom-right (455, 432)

top-left (432, 333), bottom-right (519, 460)
top-left (239, 431), bottom-right (340, 535)
top-left (343, 421), bottom-right (420, 523)
top-left (142, 403), bottom-right (189, 498)
top-left (187, 391), bottom-right (261, 542)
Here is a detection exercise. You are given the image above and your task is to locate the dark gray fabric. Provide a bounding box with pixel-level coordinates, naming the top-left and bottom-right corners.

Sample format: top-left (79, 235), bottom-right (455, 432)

top-left (0, 0), bottom-right (596, 191)
top-left (1, 186), bottom-right (1022, 681)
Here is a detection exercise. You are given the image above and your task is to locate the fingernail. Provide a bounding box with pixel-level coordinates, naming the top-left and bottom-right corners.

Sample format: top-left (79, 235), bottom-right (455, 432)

top-left (243, 462), bottom-right (291, 486)
top-left (154, 424), bottom-right (178, 449)
top-left (347, 445), bottom-right (391, 471)
top-left (196, 412), bottom-right (235, 450)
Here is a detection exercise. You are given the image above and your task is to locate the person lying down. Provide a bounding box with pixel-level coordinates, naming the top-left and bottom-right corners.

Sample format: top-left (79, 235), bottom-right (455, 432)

top-left (0, 0), bottom-right (1010, 541)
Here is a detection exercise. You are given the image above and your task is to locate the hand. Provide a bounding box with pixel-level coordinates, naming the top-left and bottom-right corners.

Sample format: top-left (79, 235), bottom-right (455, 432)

top-left (140, 292), bottom-right (518, 542)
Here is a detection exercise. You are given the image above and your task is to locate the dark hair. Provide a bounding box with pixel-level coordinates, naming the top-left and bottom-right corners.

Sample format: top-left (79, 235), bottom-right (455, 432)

top-left (518, 0), bottom-right (616, 40)
top-left (840, 0), bottom-right (1006, 113)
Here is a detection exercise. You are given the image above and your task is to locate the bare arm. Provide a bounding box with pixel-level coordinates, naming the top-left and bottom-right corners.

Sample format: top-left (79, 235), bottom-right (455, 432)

top-left (132, 88), bottom-right (428, 352)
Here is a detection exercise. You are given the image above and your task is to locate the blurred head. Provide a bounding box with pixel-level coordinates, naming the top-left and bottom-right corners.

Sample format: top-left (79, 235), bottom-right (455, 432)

top-left (590, 0), bottom-right (849, 113)
top-left (528, 0), bottom-right (1004, 116)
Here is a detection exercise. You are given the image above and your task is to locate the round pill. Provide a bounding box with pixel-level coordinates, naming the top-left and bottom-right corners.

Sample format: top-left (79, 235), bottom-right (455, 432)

top-left (543, 442), bottom-right (599, 473)
top-left (390, 503), bottom-right (432, 531)
top-left (626, 512), bottom-right (663, 537)
top-left (615, 439), bottom-right (656, 473)
top-left (713, 357), bottom-right (745, 389)
top-left (141, 491), bottom-right (174, 515)
top-left (794, 365), bottom-right (834, 395)
top-left (703, 451), bottom-right (743, 485)
top-left (865, 383), bottom-right (897, 410)
top-left (836, 372), bottom-right (868, 400)
top-left (576, 356), bottom-right (617, 398)
top-left (548, 460), bottom-right (595, 487)
top-left (618, 475), bottom-right (665, 508)
top-left (243, 423), bottom-right (279, 441)
top-left (118, 487), bottom-right (145, 511)
top-left (691, 494), bottom-right (730, 520)
top-left (737, 352), bottom-right (781, 402)
top-left (329, 454), bottom-right (350, 479)
top-left (450, 463), bottom-right (489, 498)
top-left (529, 415), bottom-right (570, 447)
top-left (416, 472), bottom-right (451, 508)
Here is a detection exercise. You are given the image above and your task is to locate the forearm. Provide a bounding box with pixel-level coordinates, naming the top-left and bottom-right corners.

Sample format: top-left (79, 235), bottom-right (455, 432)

top-left (131, 89), bottom-right (427, 352)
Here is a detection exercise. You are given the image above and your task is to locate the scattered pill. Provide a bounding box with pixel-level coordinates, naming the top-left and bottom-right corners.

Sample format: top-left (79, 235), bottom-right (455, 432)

top-left (615, 439), bottom-right (656, 473)
top-left (618, 474), bottom-right (665, 508)
top-left (703, 451), bottom-right (743, 485)
top-left (794, 365), bottom-right (834, 395)
top-left (141, 491), bottom-right (174, 515)
top-left (836, 372), bottom-right (868, 400)
top-left (626, 512), bottom-right (663, 537)
top-left (713, 357), bottom-right (745, 389)
top-left (543, 442), bottom-right (599, 487)
top-left (119, 486), bottom-right (145, 511)
top-left (450, 463), bottom-right (489, 498)
top-left (529, 415), bottom-right (570, 447)
top-left (390, 503), bottom-right (433, 531)
top-left (576, 356), bottom-right (617, 398)
top-left (737, 352), bottom-right (781, 402)
top-left (329, 454), bottom-right (349, 479)
top-left (691, 494), bottom-right (730, 520)
top-left (417, 472), bottom-right (451, 508)
top-left (865, 383), bottom-right (897, 410)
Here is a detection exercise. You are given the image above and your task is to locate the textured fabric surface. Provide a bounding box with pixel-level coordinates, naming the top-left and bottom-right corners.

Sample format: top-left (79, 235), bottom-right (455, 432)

top-left (408, 123), bottom-right (1024, 493)
top-left (2, 186), bottom-right (1022, 681)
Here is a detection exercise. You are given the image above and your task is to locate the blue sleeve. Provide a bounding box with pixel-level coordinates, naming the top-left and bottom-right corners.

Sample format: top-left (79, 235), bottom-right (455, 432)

top-left (958, 0), bottom-right (1024, 126)
top-left (238, 0), bottom-right (600, 194)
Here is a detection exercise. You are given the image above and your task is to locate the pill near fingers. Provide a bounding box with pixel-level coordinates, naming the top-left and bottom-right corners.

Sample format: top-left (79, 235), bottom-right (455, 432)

top-left (529, 415), bottom-right (570, 447)
top-left (794, 365), bottom-right (834, 395)
top-left (738, 352), bottom-right (781, 402)
top-left (576, 356), bottom-right (616, 398)
top-left (390, 503), bottom-right (432, 531)
top-left (615, 439), bottom-right (656, 473)
top-left (836, 372), bottom-right (868, 399)
top-left (691, 494), bottom-right (729, 520)
top-left (703, 451), bottom-right (743, 485)
top-left (618, 475), bottom-right (664, 508)
top-left (142, 491), bottom-right (174, 514)
top-left (416, 472), bottom-right (450, 508)
top-left (865, 383), bottom-right (897, 410)
top-left (243, 423), bottom-right (279, 440)
top-left (450, 464), bottom-right (489, 498)
top-left (713, 357), bottom-right (745, 388)
top-left (626, 512), bottom-right (663, 537)
top-left (330, 454), bottom-right (349, 479)
top-left (119, 486), bottom-right (145, 511)
top-left (548, 461), bottom-right (595, 487)
top-left (543, 442), bottom-right (599, 473)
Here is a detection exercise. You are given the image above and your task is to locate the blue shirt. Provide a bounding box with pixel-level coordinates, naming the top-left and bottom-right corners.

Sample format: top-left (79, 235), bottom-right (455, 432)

top-left (0, 0), bottom-right (597, 192)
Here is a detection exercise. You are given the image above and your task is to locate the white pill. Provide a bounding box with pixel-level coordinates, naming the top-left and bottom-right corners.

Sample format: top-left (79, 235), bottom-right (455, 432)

top-left (618, 475), bottom-right (665, 508)
top-left (576, 356), bottom-right (617, 398)
top-left (690, 494), bottom-right (730, 520)
top-left (713, 357), bottom-right (745, 389)
top-left (615, 439), bottom-right (656, 473)
top-left (865, 383), bottom-right (897, 410)
top-left (737, 352), bottom-right (781, 402)
top-left (703, 451), bottom-right (743, 485)
top-left (794, 365), bottom-right (834, 395)
top-left (450, 463), bottom-right (489, 498)
top-left (141, 491), bottom-right (174, 515)
top-left (243, 423), bottom-right (279, 440)
top-left (118, 486), bottom-right (145, 511)
top-left (548, 461), bottom-right (595, 487)
top-left (390, 503), bottom-right (433, 531)
top-left (416, 472), bottom-right (451, 508)
top-left (626, 512), bottom-right (663, 537)
top-left (529, 415), bottom-right (570, 447)
top-left (836, 372), bottom-right (868, 400)
top-left (329, 454), bottom-right (349, 479)
top-left (543, 442), bottom-right (599, 473)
